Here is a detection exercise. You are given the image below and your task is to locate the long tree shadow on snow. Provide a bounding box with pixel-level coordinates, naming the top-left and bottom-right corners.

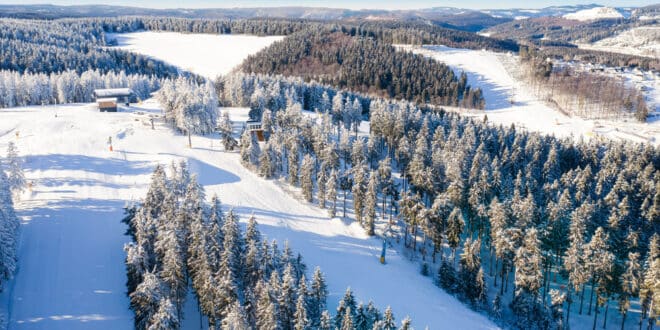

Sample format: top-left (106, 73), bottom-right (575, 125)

top-left (8, 198), bottom-right (133, 330)
top-left (22, 154), bottom-right (153, 176)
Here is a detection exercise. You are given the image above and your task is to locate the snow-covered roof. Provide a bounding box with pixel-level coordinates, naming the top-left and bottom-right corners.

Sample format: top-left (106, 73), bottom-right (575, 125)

top-left (93, 88), bottom-right (133, 98)
top-left (96, 97), bottom-right (117, 103)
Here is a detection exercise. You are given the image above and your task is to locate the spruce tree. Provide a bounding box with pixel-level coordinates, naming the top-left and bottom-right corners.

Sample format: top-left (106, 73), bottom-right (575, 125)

top-left (326, 169), bottom-right (338, 218)
top-left (364, 171), bottom-right (378, 236)
top-left (352, 165), bottom-right (366, 225)
top-left (446, 207), bottom-right (465, 265)
top-left (511, 228), bottom-right (547, 330)
top-left (319, 310), bottom-right (332, 330)
top-left (301, 155), bottom-right (314, 202)
top-left (5, 142), bottom-right (25, 196)
top-left (381, 306), bottom-right (396, 330)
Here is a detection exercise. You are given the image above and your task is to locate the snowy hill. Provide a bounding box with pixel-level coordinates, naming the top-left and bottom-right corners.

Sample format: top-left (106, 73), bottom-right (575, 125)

top-left (0, 101), bottom-right (499, 329)
top-left (563, 7), bottom-right (624, 21)
top-left (398, 45), bottom-right (660, 145)
top-left (0, 31), bottom-right (501, 330)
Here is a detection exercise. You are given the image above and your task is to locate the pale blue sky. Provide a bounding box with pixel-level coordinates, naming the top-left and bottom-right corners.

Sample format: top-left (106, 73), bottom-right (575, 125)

top-left (0, 0), bottom-right (656, 10)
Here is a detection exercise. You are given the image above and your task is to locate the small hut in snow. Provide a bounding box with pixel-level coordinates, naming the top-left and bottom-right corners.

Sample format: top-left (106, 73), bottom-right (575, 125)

top-left (93, 88), bottom-right (133, 112)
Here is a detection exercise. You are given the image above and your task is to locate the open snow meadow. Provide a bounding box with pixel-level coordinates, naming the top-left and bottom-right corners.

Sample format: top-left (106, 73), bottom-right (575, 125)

top-left (0, 32), bottom-right (499, 329)
top-left (107, 32), bottom-right (284, 78)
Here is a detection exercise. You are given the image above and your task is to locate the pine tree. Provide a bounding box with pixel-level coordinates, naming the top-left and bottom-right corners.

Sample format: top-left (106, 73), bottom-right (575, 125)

top-left (355, 303), bottom-right (369, 330)
top-left (639, 235), bottom-right (659, 330)
top-left (248, 130), bottom-right (261, 167)
top-left (511, 228), bottom-right (547, 330)
top-left (353, 165), bottom-right (367, 224)
top-left (399, 316), bottom-right (412, 330)
top-left (326, 169), bottom-right (338, 218)
top-left (318, 164), bottom-right (328, 209)
top-left (219, 112), bottom-right (238, 151)
top-left (549, 289), bottom-right (566, 330)
top-left (130, 272), bottom-right (164, 330)
top-left (381, 306), bottom-right (396, 330)
top-left (288, 141), bottom-right (300, 186)
top-left (5, 142), bottom-right (25, 196)
top-left (221, 301), bottom-right (250, 330)
top-left (584, 227), bottom-right (614, 323)
top-left (438, 260), bottom-right (458, 294)
top-left (446, 207), bottom-right (465, 265)
top-left (341, 307), bottom-right (354, 330)
top-left (319, 310), bottom-right (332, 330)
top-left (259, 141), bottom-right (276, 178)
top-left (309, 267), bottom-right (328, 326)
top-left (564, 201), bottom-right (591, 318)
top-left (619, 252), bottom-right (640, 330)
top-left (240, 130), bottom-right (252, 166)
top-left (458, 238), bottom-right (486, 307)
top-left (301, 155), bottom-right (314, 202)
top-left (294, 292), bottom-right (309, 330)
top-left (147, 298), bottom-right (179, 330)
top-left (364, 171), bottom-right (378, 236)
top-left (278, 264), bottom-right (297, 329)
top-left (255, 281), bottom-right (279, 330)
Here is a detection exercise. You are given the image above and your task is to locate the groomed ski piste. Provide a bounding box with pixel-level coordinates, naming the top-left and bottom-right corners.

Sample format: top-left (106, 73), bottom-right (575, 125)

top-left (398, 45), bottom-right (660, 146)
top-left (0, 32), bottom-right (499, 329)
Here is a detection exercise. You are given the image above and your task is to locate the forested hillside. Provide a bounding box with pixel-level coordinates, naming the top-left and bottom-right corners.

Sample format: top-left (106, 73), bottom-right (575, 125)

top-left (210, 71), bottom-right (660, 329)
top-left (241, 28), bottom-right (485, 108)
top-left (0, 19), bottom-right (179, 77)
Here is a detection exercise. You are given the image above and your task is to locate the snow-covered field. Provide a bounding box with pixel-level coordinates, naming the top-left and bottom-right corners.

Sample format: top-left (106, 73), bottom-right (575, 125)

top-left (107, 31), bottom-right (284, 79)
top-left (0, 101), bottom-right (498, 329)
top-left (398, 45), bottom-right (660, 145)
top-left (578, 26), bottom-right (660, 59)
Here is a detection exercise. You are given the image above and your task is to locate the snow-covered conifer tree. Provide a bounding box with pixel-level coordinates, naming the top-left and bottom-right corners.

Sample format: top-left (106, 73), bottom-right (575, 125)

top-left (326, 169), bottom-right (338, 218)
top-left (5, 142), bottom-right (25, 196)
top-left (300, 155), bottom-right (314, 202)
top-left (364, 171), bottom-right (378, 236)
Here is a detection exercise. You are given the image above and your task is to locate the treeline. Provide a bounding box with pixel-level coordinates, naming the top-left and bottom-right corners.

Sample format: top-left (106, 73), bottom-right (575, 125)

top-left (124, 162), bottom-right (410, 329)
top-left (94, 16), bottom-right (519, 52)
top-left (518, 56), bottom-right (649, 122)
top-left (0, 142), bottom-right (22, 308)
top-left (0, 18), bottom-right (179, 77)
top-left (241, 28), bottom-right (485, 109)
top-left (225, 72), bottom-right (659, 329)
top-left (0, 69), bottom-right (158, 108)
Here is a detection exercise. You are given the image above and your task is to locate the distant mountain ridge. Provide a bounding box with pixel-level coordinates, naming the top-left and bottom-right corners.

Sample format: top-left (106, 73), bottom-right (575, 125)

top-left (0, 3), bottom-right (646, 31)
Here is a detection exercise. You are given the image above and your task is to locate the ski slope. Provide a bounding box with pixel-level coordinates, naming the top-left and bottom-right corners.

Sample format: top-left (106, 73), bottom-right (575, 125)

top-left (399, 45), bottom-right (660, 145)
top-left (107, 32), bottom-right (284, 79)
top-left (0, 101), bottom-right (498, 329)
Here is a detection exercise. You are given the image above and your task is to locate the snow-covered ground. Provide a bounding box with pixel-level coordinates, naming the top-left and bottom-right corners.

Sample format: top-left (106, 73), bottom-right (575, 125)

top-left (0, 100), bottom-right (498, 329)
top-left (578, 26), bottom-right (660, 59)
top-left (563, 7), bottom-right (624, 21)
top-left (107, 31), bottom-right (284, 79)
top-left (398, 45), bottom-right (660, 145)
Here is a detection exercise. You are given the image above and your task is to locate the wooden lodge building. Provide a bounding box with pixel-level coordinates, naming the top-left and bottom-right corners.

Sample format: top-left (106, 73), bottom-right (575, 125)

top-left (93, 88), bottom-right (133, 112)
